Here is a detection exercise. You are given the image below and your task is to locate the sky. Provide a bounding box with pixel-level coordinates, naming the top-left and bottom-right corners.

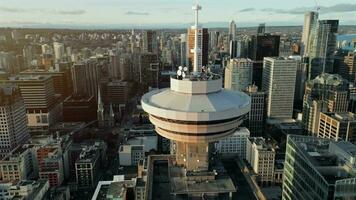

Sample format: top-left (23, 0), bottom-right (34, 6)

top-left (0, 0), bottom-right (356, 28)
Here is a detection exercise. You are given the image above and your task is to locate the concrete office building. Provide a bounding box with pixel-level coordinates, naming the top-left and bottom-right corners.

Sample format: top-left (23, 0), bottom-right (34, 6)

top-left (0, 180), bottom-right (49, 200)
top-left (215, 127), bottom-right (250, 159)
top-left (0, 145), bottom-right (38, 182)
top-left (6, 75), bottom-right (62, 132)
top-left (318, 112), bottom-right (356, 143)
top-left (344, 52), bottom-right (356, 83)
top-left (262, 57), bottom-right (297, 120)
top-left (75, 147), bottom-right (101, 189)
top-left (0, 85), bottom-right (30, 158)
top-left (246, 137), bottom-right (276, 185)
top-left (282, 135), bottom-right (356, 200)
top-left (244, 85), bottom-right (266, 136)
top-left (302, 73), bottom-right (349, 135)
top-left (224, 58), bottom-right (253, 91)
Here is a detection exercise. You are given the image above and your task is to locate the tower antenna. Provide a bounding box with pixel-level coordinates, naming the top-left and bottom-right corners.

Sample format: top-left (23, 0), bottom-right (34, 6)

top-left (192, 0), bottom-right (202, 73)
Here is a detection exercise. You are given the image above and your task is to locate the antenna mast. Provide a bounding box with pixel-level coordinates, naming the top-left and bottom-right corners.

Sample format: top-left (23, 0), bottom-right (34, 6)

top-left (192, 1), bottom-right (202, 73)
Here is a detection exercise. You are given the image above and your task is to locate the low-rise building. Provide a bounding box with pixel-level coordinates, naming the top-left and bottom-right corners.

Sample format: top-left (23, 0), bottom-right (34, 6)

top-left (246, 137), bottom-right (275, 185)
top-left (75, 146), bottom-right (101, 189)
top-left (0, 180), bottom-right (49, 200)
top-left (0, 145), bottom-right (38, 182)
top-left (215, 127), bottom-right (250, 159)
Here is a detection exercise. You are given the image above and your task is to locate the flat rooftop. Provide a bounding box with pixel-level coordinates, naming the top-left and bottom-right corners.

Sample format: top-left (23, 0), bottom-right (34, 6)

top-left (293, 136), bottom-right (356, 184)
top-left (8, 75), bottom-right (51, 81)
top-left (146, 155), bottom-right (236, 200)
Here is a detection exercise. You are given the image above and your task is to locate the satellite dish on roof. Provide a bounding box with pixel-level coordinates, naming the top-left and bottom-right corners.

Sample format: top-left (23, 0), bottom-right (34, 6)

top-left (183, 67), bottom-right (188, 72)
top-left (182, 71), bottom-right (186, 79)
top-left (178, 66), bottom-right (183, 71)
top-left (177, 70), bottom-right (182, 76)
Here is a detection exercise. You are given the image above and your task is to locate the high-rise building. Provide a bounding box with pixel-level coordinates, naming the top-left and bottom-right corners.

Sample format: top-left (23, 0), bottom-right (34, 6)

top-left (7, 75), bottom-right (62, 132)
top-left (119, 53), bottom-right (132, 81)
top-left (108, 50), bottom-right (120, 79)
top-left (244, 85), bottom-right (266, 136)
top-left (180, 34), bottom-right (188, 66)
top-left (224, 58), bottom-right (253, 91)
top-left (53, 42), bottom-right (65, 63)
top-left (141, 3), bottom-right (250, 199)
top-left (309, 20), bottom-right (339, 79)
top-left (302, 73), bottom-right (349, 135)
top-left (249, 34), bottom-right (280, 88)
top-left (301, 11), bottom-right (319, 56)
top-left (143, 30), bottom-right (158, 54)
top-left (318, 112), bottom-right (356, 143)
top-left (139, 53), bottom-right (159, 89)
top-left (187, 27), bottom-right (209, 69)
top-left (0, 85), bottom-right (30, 158)
top-left (246, 137), bottom-right (275, 185)
top-left (257, 23), bottom-right (266, 35)
top-left (71, 58), bottom-right (100, 98)
top-left (20, 68), bottom-right (73, 99)
top-left (262, 57), bottom-right (297, 120)
top-left (282, 135), bottom-right (356, 200)
top-left (228, 20), bottom-right (237, 42)
top-left (71, 63), bottom-right (87, 95)
top-left (228, 20), bottom-right (237, 57)
top-left (344, 52), bottom-right (356, 83)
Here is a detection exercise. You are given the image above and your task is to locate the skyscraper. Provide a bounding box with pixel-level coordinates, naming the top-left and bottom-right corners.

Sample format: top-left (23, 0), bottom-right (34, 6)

top-left (224, 58), bottom-right (253, 91)
top-left (344, 52), bottom-right (356, 83)
top-left (7, 75), bottom-right (62, 132)
top-left (262, 57), bottom-right (297, 120)
top-left (141, 3), bottom-right (250, 198)
top-left (257, 23), bottom-right (266, 35)
top-left (228, 20), bottom-right (237, 42)
top-left (143, 30), bottom-right (158, 54)
top-left (244, 85), bottom-right (266, 136)
top-left (187, 27), bottom-right (209, 69)
top-left (249, 34), bottom-right (280, 88)
top-left (282, 135), bottom-right (356, 200)
top-left (0, 85), bottom-right (30, 158)
top-left (302, 73), bottom-right (349, 135)
top-left (180, 34), bottom-right (188, 66)
top-left (53, 42), bottom-right (65, 63)
top-left (309, 20), bottom-right (339, 79)
top-left (301, 11), bottom-right (319, 56)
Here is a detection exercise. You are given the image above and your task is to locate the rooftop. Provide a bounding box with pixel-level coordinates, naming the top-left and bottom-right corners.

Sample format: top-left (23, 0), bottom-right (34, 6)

top-left (8, 75), bottom-right (51, 81)
top-left (290, 135), bottom-right (356, 185)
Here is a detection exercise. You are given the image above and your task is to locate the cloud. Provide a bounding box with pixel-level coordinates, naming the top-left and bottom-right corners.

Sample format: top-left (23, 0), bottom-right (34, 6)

top-left (262, 3), bottom-right (356, 15)
top-left (0, 7), bottom-right (86, 15)
top-left (0, 7), bottom-right (26, 13)
top-left (125, 11), bottom-right (149, 16)
top-left (53, 10), bottom-right (86, 15)
top-left (239, 8), bottom-right (255, 12)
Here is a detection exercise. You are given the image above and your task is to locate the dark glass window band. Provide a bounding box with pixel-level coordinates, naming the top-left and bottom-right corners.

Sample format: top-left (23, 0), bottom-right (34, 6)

top-left (151, 114), bottom-right (247, 125)
top-left (157, 127), bottom-right (236, 137)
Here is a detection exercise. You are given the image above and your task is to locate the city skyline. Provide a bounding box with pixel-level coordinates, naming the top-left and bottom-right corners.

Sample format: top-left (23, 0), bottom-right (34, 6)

top-left (1, 0), bottom-right (356, 28)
